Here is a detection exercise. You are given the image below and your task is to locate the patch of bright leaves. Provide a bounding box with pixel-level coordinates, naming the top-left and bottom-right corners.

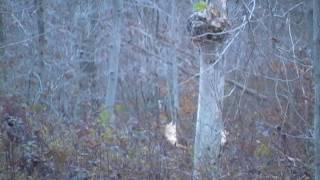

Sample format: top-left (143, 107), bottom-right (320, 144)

top-left (97, 110), bottom-right (110, 127)
top-left (193, 1), bottom-right (208, 11)
top-left (255, 143), bottom-right (272, 157)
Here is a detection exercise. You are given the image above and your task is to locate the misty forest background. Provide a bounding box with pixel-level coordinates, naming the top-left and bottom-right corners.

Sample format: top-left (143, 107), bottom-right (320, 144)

top-left (0, 0), bottom-right (319, 179)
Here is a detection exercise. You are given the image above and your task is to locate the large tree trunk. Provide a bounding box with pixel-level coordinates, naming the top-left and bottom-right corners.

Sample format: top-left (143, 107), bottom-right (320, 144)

top-left (313, 0), bottom-right (320, 178)
top-left (193, 42), bottom-right (225, 179)
top-left (190, 0), bottom-right (228, 179)
top-left (106, 0), bottom-right (123, 115)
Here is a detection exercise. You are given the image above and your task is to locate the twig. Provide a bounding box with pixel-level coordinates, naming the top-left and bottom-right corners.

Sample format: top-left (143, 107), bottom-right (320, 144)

top-left (225, 79), bottom-right (268, 100)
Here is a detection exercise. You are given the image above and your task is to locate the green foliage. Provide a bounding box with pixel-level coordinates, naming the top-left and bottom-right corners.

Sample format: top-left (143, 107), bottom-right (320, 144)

top-left (255, 143), bottom-right (272, 157)
top-left (31, 103), bottom-right (47, 112)
top-left (50, 138), bottom-right (63, 148)
top-left (97, 109), bottom-right (110, 126)
top-left (193, 1), bottom-right (208, 11)
top-left (115, 103), bottom-right (125, 113)
top-left (101, 128), bottom-right (113, 142)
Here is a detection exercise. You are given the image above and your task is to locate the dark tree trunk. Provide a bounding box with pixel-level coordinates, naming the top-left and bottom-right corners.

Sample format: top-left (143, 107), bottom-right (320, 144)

top-left (36, 0), bottom-right (45, 59)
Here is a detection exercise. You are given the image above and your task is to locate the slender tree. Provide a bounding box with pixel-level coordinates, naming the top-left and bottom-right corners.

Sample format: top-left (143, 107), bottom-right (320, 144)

top-left (106, 0), bottom-right (123, 116)
top-left (0, 2), bottom-right (4, 56)
top-left (36, 0), bottom-right (45, 60)
top-left (76, 2), bottom-right (98, 121)
top-left (167, 0), bottom-right (179, 140)
top-left (313, 0), bottom-right (320, 178)
top-left (0, 1), bottom-right (5, 58)
top-left (29, 0), bottom-right (45, 104)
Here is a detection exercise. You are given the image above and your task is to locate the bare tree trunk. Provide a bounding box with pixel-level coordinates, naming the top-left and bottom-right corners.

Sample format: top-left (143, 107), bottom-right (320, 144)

top-left (190, 0), bottom-right (228, 179)
top-left (29, 0), bottom-right (45, 104)
top-left (36, 0), bottom-right (45, 59)
top-left (0, 1), bottom-right (5, 93)
top-left (193, 42), bottom-right (225, 179)
top-left (166, 0), bottom-right (179, 142)
top-left (313, 0), bottom-right (320, 178)
top-left (76, 2), bottom-right (98, 121)
top-left (0, 3), bottom-right (4, 56)
top-left (106, 0), bottom-right (123, 115)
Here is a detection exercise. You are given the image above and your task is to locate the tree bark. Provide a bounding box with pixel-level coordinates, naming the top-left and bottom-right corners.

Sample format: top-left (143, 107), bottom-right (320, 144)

top-left (36, 0), bottom-right (45, 60)
top-left (106, 0), bottom-right (123, 115)
top-left (0, 3), bottom-right (4, 56)
top-left (30, 0), bottom-right (45, 104)
top-left (167, 0), bottom-right (179, 141)
top-left (313, 0), bottom-right (320, 179)
top-left (0, 1), bottom-right (5, 92)
top-left (191, 0), bottom-right (228, 179)
top-left (193, 42), bottom-right (225, 179)
top-left (76, 2), bottom-right (97, 121)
